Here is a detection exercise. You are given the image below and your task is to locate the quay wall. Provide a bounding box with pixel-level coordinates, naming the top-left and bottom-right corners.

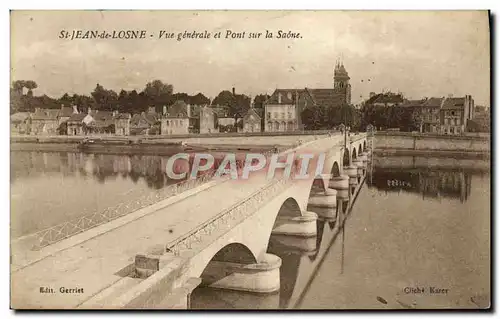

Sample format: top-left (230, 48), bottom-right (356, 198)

top-left (373, 132), bottom-right (490, 159)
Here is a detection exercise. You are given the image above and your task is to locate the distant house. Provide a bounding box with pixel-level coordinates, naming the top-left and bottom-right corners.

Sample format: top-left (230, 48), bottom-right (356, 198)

top-left (130, 107), bottom-right (160, 135)
top-left (440, 96), bottom-right (474, 135)
top-left (66, 113), bottom-right (89, 136)
top-left (240, 107), bottom-right (263, 133)
top-left (10, 112), bottom-right (31, 134)
top-left (30, 108), bottom-right (60, 135)
top-left (366, 92), bottom-right (405, 107)
top-left (199, 105), bottom-right (217, 134)
top-left (58, 105), bottom-right (78, 126)
top-left (114, 113), bottom-right (131, 136)
top-left (87, 110), bottom-right (115, 134)
top-left (160, 100), bottom-right (190, 135)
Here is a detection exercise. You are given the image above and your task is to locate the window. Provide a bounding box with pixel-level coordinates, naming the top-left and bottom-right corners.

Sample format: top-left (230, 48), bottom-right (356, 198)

top-left (180, 120), bottom-right (183, 125)
top-left (451, 111), bottom-right (455, 116)
top-left (281, 112), bottom-right (285, 119)
top-left (288, 112), bottom-right (292, 119)
top-left (267, 112), bottom-right (271, 119)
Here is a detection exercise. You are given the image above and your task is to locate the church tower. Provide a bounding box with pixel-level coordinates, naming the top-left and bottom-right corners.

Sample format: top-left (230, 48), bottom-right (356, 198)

top-left (334, 61), bottom-right (352, 105)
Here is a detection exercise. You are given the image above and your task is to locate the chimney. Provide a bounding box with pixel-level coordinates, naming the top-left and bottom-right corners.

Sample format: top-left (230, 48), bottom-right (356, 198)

top-left (186, 104), bottom-right (191, 118)
top-left (72, 105), bottom-right (78, 114)
top-left (163, 105), bottom-right (167, 116)
top-left (232, 87), bottom-right (235, 95)
top-left (278, 92), bottom-right (282, 104)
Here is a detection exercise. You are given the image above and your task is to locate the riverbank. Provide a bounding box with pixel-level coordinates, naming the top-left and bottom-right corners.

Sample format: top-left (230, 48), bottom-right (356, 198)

top-left (373, 132), bottom-right (490, 159)
top-left (10, 133), bottom-right (322, 155)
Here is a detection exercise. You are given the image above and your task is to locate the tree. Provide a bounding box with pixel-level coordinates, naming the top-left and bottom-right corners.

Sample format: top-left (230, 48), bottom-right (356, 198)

top-left (212, 90), bottom-right (234, 107)
top-left (91, 83), bottom-right (118, 111)
top-left (143, 80), bottom-right (173, 107)
top-left (301, 105), bottom-right (326, 130)
top-left (253, 94), bottom-right (270, 109)
top-left (24, 80), bottom-right (37, 97)
top-left (190, 93), bottom-right (210, 105)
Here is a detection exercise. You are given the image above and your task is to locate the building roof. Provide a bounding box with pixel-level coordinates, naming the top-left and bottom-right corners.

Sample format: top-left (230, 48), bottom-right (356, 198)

top-left (164, 100), bottom-right (189, 118)
top-left (59, 106), bottom-right (75, 117)
top-left (89, 111), bottom-right (115, 128)
top-left (31, 108), bottom-right (59, 120)
top-left (442, 97), bottom-right (466, 110)
top-left (243, 107), bottom-right (262, 120)
top-left (266, 89), bottom-right (305, 105)
top-left (400, 99), bottom-right (425, 108)
top-left (10, 112), bottom-right (30, 123)
top-left (334, 63), bottom-right (350, 78)
top-left (367, 93), bottom-right (405, 105)
top-left (423, 97), bottom-right (444, 108)
top-left (305, 88), bottom-right (345, 108)
top-left (67, 113), bottom-right (87, 123)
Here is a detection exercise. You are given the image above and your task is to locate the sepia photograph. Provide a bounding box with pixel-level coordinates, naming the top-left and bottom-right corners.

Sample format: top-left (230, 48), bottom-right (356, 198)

top-left (9, 10), bottom-right (491, 310)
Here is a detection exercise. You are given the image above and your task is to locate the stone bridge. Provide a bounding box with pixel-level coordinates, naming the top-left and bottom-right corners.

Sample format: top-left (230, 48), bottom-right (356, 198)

top-left (11, 132), bottom-right (371, 309)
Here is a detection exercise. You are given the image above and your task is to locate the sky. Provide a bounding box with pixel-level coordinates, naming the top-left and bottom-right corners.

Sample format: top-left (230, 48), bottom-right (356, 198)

top-left (10, 10), bottom-right (490, 106)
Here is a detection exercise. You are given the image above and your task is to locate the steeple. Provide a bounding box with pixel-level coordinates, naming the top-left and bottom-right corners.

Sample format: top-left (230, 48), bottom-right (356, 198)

top-left (333, 60), bottom-right (352, 105)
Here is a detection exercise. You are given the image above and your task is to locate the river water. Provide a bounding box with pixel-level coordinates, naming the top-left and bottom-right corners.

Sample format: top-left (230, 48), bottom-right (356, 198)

top-left (191, 155), bottom-right (491, 309)
top-left (10, 151), bottom-right (183, 238)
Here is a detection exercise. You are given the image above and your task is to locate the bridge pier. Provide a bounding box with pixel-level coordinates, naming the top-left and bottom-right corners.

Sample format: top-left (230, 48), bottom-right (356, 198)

top-left (272, 211), bottom-right (318, 237)
top-left (353, 159), bottom-right (364, 182)
top-left (200, 253), bottom-right (282, 294)
top-left (268, 234), bottom-right (317, 256)
top-left (307, 191), bottom-right (337, 209)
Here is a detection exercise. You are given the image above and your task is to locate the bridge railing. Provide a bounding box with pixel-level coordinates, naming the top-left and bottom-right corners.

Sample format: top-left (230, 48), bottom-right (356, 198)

top-left (163, 136), bottom-right (333, 256)
top-left (26, 142), bottom-right (310, 251)
top-left (29, 171), bottom-right (216, 251)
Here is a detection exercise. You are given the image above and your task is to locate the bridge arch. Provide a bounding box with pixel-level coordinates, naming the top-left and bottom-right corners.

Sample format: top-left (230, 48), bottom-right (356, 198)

top-left (363, 140), bottom-right (366, 152)
top-left (194, 242), bottom-right (258, 288)
top-left (276, 197), bottom-right (303, 218)
top-left (330, 161), bottom-right (340, 178)
top-left (358, 144), bottom-right (362, 156)
top-left (352, 148), bottom-right (357, 161)
top-left (343, 148), bottom-right (350, 168)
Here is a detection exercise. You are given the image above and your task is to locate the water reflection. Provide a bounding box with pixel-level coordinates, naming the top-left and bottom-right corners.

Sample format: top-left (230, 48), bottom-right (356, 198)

top-left (11, 151), bottom-right (185, 189)
top-left (367, 168), bottom-right (473, 203)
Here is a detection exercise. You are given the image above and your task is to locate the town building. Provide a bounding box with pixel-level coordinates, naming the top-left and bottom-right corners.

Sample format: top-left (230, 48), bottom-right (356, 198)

top-left (10, 112), bottom-right (31, 134)
top-left (264, 62), bottom-right (353, 132)
top-left (114, 113), bottom-right (131, 136)
top-left (130, 107), bottom-right (160, 135)
top-left (440, 95), bottom-right (474, 135)
top-left (30, 108), bottom-right (60, 135)
top-left (420, 97), bottom-right (444, 133)
top-left (264, 89), bottom-right (304, 132)
top-left (366, 92), bottom-right (405, 107)
top-left (160, 100), bottom-right (190, 135)
top-left (66, 113), bottom-right (88, 136)
top-left (58, 105), bottom-right (78, 126)
top-left (199, 105), bottom-right (217, 134)
top-left (240, 106), bottom-right (263, 133)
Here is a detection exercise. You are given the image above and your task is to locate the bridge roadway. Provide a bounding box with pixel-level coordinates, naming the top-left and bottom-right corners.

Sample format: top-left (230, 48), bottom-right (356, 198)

top-left (11, 133), bottom-right (351, 309)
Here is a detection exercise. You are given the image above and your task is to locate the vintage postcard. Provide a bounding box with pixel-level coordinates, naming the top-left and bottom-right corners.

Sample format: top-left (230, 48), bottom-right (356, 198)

top-left (10, 10), bottom-right (491, 310)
